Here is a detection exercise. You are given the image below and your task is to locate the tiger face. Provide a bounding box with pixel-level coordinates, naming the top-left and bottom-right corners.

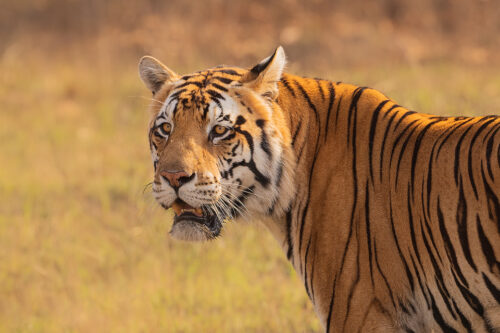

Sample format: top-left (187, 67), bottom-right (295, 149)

top-left (139, 47), bottom-right (295, 241)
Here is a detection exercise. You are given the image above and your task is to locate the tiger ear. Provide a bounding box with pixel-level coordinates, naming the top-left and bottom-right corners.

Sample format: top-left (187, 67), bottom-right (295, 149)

top-left (138, 56), bottom-right (179, 94)
top-left (241, 46), bottom-right (286, 100)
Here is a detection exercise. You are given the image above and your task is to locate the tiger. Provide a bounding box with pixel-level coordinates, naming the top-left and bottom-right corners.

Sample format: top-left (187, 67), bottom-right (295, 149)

top-left (138, 46), bottom-right (500, 332)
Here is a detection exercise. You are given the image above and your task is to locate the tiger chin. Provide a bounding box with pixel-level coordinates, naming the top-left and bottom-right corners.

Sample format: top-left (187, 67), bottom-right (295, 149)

top-left (139, 47), bottom-right (500, 332)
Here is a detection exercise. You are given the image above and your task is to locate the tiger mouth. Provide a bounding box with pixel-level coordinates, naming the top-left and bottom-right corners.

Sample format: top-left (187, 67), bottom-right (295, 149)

top-left (170, 198), bottom-right (222, 237)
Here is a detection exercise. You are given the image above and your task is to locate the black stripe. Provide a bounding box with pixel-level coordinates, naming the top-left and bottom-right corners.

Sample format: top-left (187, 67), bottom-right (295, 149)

top-left (485, 125), bottom-right (500, 179)
top-left (467, 118), bottom-right (496, 199)
top-left (368, 99), bottom-right (390, 179)
top-left (172, 101), bottom-right (181, 118)
top-left (281, 78), bottom-right (296, 97)
top-left (381, 104), bottom-right (400, 120)
top-left (389, 202), bottom-right (415, 292)
top-left (309, 234), bottom-right (317, 303)
top-left (325, 274), bottom-right (338, 333)
top-left (275, 158), bottom-right (283, 187)
top-left (346, 87), bottom-right (367, 144)
top-left (409, 253), bottom-right (431, 309)
top-left (451, 299), bottom-right (473, 333)
top-left (286, 210), bottom-right (294, 260)
top-left (394, 121), bottom-right (421, 187)
top-left (212, 69), bottom-right (242, 76)
top-left (342, 223), bottom-right (361, 331)
top-left (231, 125), bottom-right (271, 187)
top-left (295, 81), bottom-right (320, 122)
top-left (379, 105), bottom-right (400, 181)
top-left (420, 218), bottom-right (457, 320)
top-left (436, 118), bottom-right (475, 156)
top-left (428, 287), bottom-right (458, 332)
top-left (260, 133), bottom-right (271, 159)
top-left (425, 133), bottom-right (442, 219)
top-left (482, 273), bottom-right (500, 303)
top-left (169, 88), bottom-right (187, 99)
top-left (373, 238), bottom-right (397, 309)
top-left (324, 82), bottom-right (335, 142)
top-left (202, 104), bottom-right (210, 119)
top-left (296, 138), bottom-right (307, 163)
top-left (389, 118), bottom-right (419, 176)
top-left (420, 181), bottom-right (444, 264)
top-left (365, 181), bottom-right (374, 285)
top-left (291, 120), bottom-right (302, 147)
top-left (392, 110), bottom-right (417, 131)
top-left (206, 89), bottom-right (226, 101)
top-left (450, 267), bottom-right (484, 316)
top-left (210, 82), bottom-right (229, 92)
top-left (406, 190), bottom-right (427, 277)
top-left (303, 237), bottom-right (312, 299)
top-left (476, 215), bottom-right (498, 272)
top-left (316, 79), bottom-right (325, 100)
top-left (297, 199), bottom-right (310, 274)
top-left (410, 120), bottom-right (438, 190)
top-left (437, 198), bottom-right (469, 287)
top-left (212, 76), bottom-right (234, 84)
top-left (434, 275), bottom-right (457, 321)
top-left (453, 123), bottom-right (474, 185)
top-left (176, 80), bottom-right (203, 89)
top-left (483, 172), bottom-right (500, 233)
top-left (456, 182), bottom-right (477, 272)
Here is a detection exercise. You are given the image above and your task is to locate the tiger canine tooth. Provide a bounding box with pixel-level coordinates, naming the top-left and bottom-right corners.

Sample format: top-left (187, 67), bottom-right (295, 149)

top-left (171, 200), bottom-right (203, 217)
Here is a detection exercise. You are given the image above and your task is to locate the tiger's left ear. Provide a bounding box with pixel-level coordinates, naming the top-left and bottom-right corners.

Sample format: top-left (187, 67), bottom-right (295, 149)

top-left (138, 56), bottom-right (179, 94)
top-left (241, 46), bottom-right (286, 100)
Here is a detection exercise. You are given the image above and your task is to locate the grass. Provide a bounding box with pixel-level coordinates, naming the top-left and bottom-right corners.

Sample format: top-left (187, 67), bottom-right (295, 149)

top-left (0, 58), bottom-right (499, 332)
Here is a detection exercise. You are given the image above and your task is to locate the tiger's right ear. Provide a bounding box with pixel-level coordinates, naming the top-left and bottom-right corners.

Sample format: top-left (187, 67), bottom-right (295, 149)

top-left (138, 56), bottom-right (179, 94)
top-left (240, 46), bottom-right (286, 100)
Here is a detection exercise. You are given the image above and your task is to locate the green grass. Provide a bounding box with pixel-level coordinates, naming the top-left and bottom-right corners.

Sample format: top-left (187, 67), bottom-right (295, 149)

top-left (0, 59), bottom-right (499, 332)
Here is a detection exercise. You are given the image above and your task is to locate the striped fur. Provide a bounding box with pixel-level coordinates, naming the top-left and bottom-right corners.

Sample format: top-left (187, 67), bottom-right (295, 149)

top-left (139, 47), bottom-right (500, 332)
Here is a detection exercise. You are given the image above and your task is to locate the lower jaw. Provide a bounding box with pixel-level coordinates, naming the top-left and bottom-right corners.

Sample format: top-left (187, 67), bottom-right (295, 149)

top-left (170, 220), bottom-right (213, 241)
top-left (169, 215), bottom-right (221, 241)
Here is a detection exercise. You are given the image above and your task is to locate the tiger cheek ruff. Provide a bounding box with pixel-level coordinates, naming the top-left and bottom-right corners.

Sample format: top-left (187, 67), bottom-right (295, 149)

top-left (139, 47), bottom-right (500, 332)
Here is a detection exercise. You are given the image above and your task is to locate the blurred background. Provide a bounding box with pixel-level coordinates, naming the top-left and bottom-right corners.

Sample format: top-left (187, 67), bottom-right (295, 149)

top-left (1, 0), bottom-right (499, 332)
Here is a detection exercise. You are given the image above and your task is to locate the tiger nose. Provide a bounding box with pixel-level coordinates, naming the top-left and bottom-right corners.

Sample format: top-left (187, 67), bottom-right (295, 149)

top-left (160, 170), bottom-right (194, 189)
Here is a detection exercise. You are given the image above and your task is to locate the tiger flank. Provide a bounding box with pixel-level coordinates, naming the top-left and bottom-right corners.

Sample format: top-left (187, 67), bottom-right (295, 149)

top-left (139, 47), bottom-right (500, 332)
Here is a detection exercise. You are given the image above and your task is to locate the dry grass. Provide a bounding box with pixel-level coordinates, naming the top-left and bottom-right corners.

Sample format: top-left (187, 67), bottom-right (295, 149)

top-left (1, 58), bottom-right (499, 332)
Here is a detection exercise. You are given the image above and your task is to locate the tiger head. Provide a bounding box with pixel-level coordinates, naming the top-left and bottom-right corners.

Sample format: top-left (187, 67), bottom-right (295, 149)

top-left (139, 47), bottom-right (296, 241)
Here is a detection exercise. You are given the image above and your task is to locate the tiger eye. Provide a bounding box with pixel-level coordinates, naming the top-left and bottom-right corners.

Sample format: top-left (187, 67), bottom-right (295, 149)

top-left (161, 123), bottom-right (171, 134)
top-left (214, 125), bottom-right (227, 135)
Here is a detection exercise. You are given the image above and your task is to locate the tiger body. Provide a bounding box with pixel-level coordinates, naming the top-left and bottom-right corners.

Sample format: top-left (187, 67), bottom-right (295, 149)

top-left (138, 47), bottom-right (500, 332)
top-left (277, 75), bottom-right (500, 332)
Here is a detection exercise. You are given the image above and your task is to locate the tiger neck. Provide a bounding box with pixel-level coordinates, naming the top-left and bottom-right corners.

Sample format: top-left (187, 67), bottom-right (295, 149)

top-left (270, 74), bottom-right (402, 323)
top-left (261, 74), bottom-right (339, 264)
